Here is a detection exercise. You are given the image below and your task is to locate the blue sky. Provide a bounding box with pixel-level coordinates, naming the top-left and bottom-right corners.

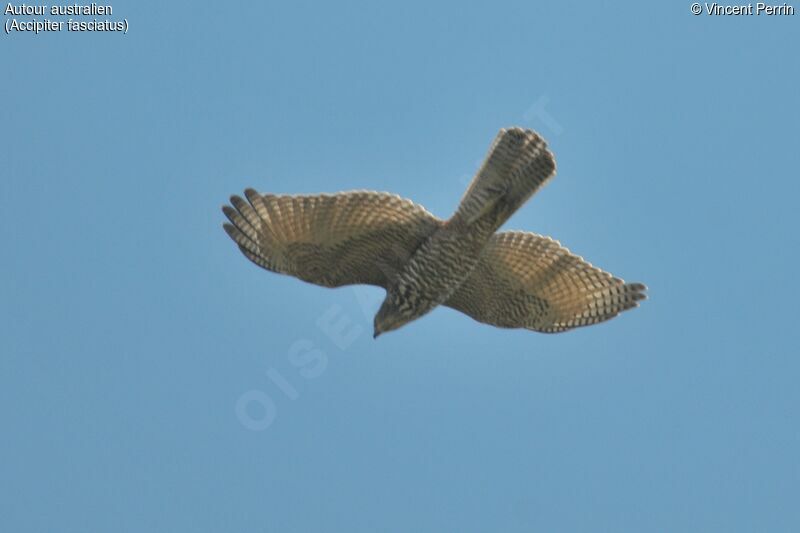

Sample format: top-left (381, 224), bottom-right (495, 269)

top-left (2, 1), bottom-right (799, 531)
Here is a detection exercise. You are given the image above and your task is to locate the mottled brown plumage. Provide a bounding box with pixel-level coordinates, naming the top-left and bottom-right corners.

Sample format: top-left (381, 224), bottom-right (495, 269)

top-left (223, 127), bottom-right (646, 337)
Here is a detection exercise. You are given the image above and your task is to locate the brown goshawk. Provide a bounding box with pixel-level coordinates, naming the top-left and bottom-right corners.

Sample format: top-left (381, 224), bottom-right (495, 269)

top-left (223, 127), bottom-right (646, 337)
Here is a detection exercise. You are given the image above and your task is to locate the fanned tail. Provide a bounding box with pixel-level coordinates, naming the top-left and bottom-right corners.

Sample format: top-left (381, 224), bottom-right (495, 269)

top-left (455, 127), bottom-right (556, 227)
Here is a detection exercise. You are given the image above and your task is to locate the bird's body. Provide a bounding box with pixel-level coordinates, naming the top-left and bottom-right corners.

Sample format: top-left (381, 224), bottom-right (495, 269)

top-left (223, 127), bottom-right (646, 337)
top-left (383, 214), bottom-right (497, 328)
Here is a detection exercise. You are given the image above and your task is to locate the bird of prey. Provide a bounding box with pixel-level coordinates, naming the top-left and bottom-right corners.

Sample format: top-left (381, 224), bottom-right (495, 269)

top-left (222, 127), bottom-right (646, 337)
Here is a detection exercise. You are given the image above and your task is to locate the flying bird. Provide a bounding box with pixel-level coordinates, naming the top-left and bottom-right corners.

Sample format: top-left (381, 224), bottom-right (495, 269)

top-left (222, 127), bottom-right (646, 337)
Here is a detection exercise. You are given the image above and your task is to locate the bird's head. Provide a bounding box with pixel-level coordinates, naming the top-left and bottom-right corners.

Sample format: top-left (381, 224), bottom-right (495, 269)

top-left (373, 290), bottom-right (415, 338)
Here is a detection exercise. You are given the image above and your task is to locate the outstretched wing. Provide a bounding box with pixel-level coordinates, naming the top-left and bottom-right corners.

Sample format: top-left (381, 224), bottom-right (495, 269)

top-left (445, 231), bottom-right (646, 332)
top-left (223, 189), bottom-right (441, 288)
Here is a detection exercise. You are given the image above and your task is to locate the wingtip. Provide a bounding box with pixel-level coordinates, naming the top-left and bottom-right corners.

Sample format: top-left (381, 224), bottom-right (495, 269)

top-left (222, 222), bottom-right (237, 239)
top-left (629, 282), bottom-right (648, 301)
top-left (244, 188), bottom-right (260, 202)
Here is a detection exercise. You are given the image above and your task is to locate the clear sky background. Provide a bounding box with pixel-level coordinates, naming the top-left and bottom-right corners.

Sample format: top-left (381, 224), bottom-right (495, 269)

top-left (2, 1), bottom-right (799, 531)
